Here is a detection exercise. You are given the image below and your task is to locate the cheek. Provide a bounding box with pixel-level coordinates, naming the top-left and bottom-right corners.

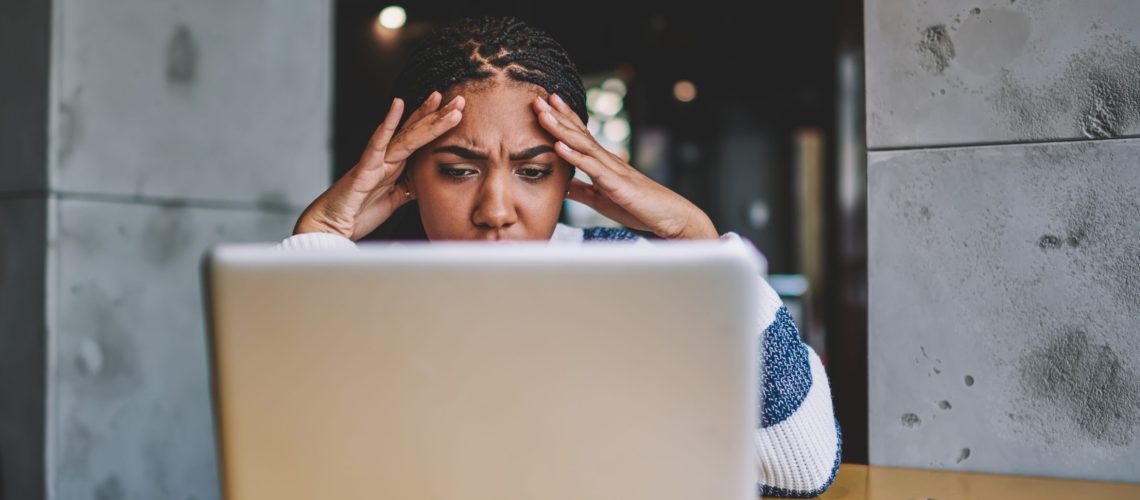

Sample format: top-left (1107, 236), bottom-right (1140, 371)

top-left (409, 164), bottom-right (467, 226)
top-left (517, 185), bottom-right (569, 236)
top-left (513, 186), bottom-right (562, 220)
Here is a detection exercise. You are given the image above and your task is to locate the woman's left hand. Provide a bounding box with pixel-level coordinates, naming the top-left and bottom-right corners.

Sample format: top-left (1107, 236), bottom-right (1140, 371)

top-left (533, 94), bottom-right (720, 240)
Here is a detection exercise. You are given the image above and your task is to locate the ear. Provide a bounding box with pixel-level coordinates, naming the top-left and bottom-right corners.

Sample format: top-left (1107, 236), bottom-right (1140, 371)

top-left (397, 168), bottom-right (416, 198)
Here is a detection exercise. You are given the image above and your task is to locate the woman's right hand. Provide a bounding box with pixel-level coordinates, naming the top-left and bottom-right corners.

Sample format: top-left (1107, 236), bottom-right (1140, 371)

top-left (294, 91), bottom-right (465, 239)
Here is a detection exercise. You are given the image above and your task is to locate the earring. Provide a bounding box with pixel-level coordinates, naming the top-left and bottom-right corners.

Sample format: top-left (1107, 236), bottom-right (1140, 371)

top-left (404, 190), bottom-right (412, 197)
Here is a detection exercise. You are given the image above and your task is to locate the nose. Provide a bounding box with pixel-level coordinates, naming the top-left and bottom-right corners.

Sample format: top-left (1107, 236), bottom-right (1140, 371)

top-left (470, 170), bottom-right (518, 232)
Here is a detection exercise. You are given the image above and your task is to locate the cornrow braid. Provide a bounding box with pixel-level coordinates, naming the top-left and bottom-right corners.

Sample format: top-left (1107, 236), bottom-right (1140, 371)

top-left (392, 16), bottom-right (589, 127)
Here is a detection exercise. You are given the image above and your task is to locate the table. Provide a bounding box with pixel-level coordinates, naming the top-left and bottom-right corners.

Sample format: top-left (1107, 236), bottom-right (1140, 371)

top-left (815, 463), bottom-right (1140, 499)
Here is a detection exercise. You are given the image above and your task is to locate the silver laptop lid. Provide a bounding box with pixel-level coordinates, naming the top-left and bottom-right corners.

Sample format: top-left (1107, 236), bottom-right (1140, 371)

top-left (205, 241), bottom-right (763, 500)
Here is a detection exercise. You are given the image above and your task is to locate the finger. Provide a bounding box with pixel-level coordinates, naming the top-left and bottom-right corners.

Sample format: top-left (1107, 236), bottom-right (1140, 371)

top-left (566, 179), bottom-right (651, 231)
top-left (403, 91), bottom-right (443, 127)
top-left (566, 177), bottom-right (600, 204)
top-left (402, 94), bottom-right (464, 132)
top-left (539, 109), bottom-right (608, 163)
top-left (387, 103), bottom-right (464, 162)
top-left (533, 96), bottom-right (585, 134)
top-left (359, 98), bottom-right (406, 169)
top-left (548, 93), bottom-right (587, 130)
top-left (553, 141), bottom-right (613, 182)
top-left (542, 107), bottom-right (638, 179)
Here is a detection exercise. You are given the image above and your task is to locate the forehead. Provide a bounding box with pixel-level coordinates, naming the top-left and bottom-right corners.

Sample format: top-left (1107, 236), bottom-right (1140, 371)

top-left (436, 80), bottom-right (554, 151)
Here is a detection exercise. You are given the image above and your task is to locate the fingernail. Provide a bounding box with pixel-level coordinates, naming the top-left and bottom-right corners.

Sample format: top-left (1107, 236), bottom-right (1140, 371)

top-left (556, 142), bottom-right (571, 153)
top-left (537, 99), bottom-right (551, 110)
top-left (541, 110), bottom-right (555, 121)
top-left (552, 93), bottom-right (564, 105)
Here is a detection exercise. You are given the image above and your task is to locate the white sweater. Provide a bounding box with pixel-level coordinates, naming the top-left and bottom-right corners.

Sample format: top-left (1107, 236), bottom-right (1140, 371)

top-left (278, 223), bottom-right (842, 497)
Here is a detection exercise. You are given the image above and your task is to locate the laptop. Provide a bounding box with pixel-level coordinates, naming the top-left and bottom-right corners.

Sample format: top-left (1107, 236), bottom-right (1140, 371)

top-left (203, 239), bottom-right (764, 500)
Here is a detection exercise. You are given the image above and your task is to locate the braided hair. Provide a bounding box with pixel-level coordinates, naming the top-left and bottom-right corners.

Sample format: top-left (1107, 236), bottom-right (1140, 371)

top-left (392, 16), bottom-right (589, 127)
top-left (376, 16), bottom-right (587, 240)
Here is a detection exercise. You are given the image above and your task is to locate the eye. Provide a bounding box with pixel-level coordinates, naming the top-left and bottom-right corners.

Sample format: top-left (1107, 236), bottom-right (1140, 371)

top-left (516, 165), bottom-right (552, 180)
top-left (438, 165), bottom-right (477, 179)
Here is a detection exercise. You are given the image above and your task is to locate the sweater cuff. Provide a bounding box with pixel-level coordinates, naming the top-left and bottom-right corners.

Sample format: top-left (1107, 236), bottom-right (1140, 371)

top-left (277, 232), bottom-right (358, 251)
top-left (719, 231), bottom-right (743, 243)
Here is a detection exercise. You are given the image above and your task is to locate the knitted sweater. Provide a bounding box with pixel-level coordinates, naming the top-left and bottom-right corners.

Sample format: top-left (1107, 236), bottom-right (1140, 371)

top-left (278, 222), bottom-right (842, 497)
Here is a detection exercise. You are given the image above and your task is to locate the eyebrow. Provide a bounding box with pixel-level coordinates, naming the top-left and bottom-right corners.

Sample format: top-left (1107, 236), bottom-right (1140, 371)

top-left (432, 145), bottom-right (554, 161)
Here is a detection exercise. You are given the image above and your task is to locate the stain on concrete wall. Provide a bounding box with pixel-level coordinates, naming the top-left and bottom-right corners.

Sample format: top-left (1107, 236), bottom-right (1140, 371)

top-left (141, 206), bottom-right (193, 265)
top-left (93, 474), bottom-right (124, 500)
top-left (917, 25), bottom-right (955, 74)
top-left (995, 38), bottom-right (1140, 139)
top-left (956, 447), bottom-right (970, 463)
top-left (1019, 328), bottom-right (1140, 446)
top-left (166, 24), bottom-right (197, 85)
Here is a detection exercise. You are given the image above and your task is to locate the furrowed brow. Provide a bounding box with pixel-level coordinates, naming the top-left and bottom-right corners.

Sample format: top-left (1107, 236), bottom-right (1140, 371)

top-left (432, 145), bottom-right (488, 160)
top-left (509, 145), bottom-right (554, 161)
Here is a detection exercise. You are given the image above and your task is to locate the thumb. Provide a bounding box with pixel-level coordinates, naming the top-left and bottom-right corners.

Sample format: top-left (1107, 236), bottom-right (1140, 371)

top-left (566, 179), bottom-right (650, 232)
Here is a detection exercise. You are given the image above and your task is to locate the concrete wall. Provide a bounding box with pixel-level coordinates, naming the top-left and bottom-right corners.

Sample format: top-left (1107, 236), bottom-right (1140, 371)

top-left (0, 1), bottom-right (331, 498)
top-left (866, 0), bottom-right (1140, 482)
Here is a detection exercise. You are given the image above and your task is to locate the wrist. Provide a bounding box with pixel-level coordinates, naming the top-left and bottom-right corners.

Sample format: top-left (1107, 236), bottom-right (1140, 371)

top-left (293, 208), bottom-right (354, 239)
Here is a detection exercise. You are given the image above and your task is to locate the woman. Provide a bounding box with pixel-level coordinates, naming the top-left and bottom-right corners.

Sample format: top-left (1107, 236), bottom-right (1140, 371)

top-left (281, 16), bottom-right (840, 497)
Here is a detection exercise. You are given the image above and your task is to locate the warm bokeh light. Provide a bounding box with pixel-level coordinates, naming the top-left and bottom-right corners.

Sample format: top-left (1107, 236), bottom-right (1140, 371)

top-left (587, 88), bottom-right (624, 117)
top-left (673, 79), bottom-right (697, 102)
top-left (378, 6), bottom-right (407, 30)
top-left (603, 118), bottom-right (630, 142)
top-left (602, 77), bottom-right (627, 97)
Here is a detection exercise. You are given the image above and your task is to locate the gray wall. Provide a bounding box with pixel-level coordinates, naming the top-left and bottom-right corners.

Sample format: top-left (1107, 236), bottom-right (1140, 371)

top-left (866, 0), bottom-right (1140, 482)
top-left (0, 1), bottom-right (331, 498)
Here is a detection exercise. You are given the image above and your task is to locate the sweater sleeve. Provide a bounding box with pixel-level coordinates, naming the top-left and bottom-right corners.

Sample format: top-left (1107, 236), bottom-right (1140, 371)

top-left (276, 232), bottom-right (358, 251)
top-left (753, 273), bottom-right (842, 497)
top-left (654, 231), bottom-right (840, 496)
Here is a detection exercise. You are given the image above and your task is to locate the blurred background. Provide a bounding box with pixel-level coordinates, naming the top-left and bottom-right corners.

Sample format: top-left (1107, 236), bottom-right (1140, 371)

top-left (6, 0), bottom-right (1140, 498)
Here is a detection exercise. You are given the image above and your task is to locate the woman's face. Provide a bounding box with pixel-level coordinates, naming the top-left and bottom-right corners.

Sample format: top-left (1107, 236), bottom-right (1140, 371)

top-left (406, 80), bottom-right (574, 241)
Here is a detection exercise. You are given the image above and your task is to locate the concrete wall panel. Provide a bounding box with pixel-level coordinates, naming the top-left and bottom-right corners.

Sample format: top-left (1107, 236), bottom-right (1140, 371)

top-left (52, 0), bottom-right (331, 206)
top-left (50, 199), bottom-right (294, 499)
top-left (866, 0), bottom-right (1140, 148)
top-left (868, 138), bottom-right (1140, 481)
